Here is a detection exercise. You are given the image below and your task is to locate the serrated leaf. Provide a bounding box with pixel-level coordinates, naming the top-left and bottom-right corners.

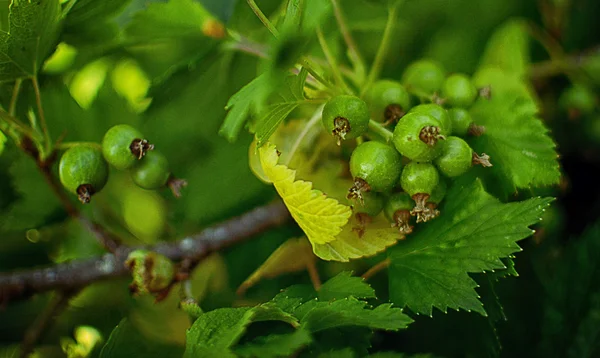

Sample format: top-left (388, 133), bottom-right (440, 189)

top-left (479, 19), bottom-right (530, 77)
top-left (300, 297), bottom-right (413, 332)
top-left (234, 327), bottom-right (313, 358)
top-left (237, 237), bottom-right (315, 295)
top-left (258, 142), bottom-right (352, 246)
top-left (255, 102), bottom-right (300, 146)
top-left (317, 272), bottom-right (376, 301)
top-left (184, 304), bottom-right (299, 357)
top-left (124, 0), bottom-right (223, 82)
top-left (100, 319), bottom-right (183, 358)
top-left (0, 0), bottom-right (61, 82)
top-left (64, 0), bottom-right (130, 26)
top-left (388, 178), bottom-right (552, 316)
top-left (219, 74), bottom-right (268, 142)
top-left (468, 67), bottom-right (560, 197)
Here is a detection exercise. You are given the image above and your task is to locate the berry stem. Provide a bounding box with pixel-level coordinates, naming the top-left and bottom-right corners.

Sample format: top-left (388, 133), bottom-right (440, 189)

top-left (368, 120), bottom-right (394, 142)
top-left (361, 258), bottom-right (391, 281)
top-left (316, 26), bottom-right (353, 94)
top-left (9, 78), bottom-right (22, 116)
top-left (0, 108), bottom-right (40, 141)
top-left (31, 76), bottom-right (52, 158)
top-left (362, 2), bottom-right (399, 95)
top-left (246, 0), bottom-right (280, 38)
top-left (331, 0), bottom-right (366, 78)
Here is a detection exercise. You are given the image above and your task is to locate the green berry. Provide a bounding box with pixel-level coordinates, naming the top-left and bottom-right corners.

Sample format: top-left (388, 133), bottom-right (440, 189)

top-left (365, 80), bottom-right (411, 123)
top-left (384, 192), bottom-right (414, 235)
top-left (409, 103), bottom-right (452, 135)
top-left (125, 250), bottom-right (175, 294)
top-left (448, 108), bottom-right (473, 136)
top-left (401, 59), bottom-right (446, 94)
top-left (322, 95), bottom-right (370, 145)
top-left (428, 178), bottom-right (447, 204)
top-left (348, 141), bottom-right (402, 199)
top-left (392, 112), bottom-right (445, 162)
top-left (400, 162), bottom-right (440, 223)
top-left (435, 136), bottom-right (493, 177)
top-left (102, 124), bottom-right (154, 170)
top-left (59, 144), bottom-right (109, 204)
top-left (442, 73), bottom-right (478, 108)
top-left (559, 84), bottom-right (596, 115)
top-left (131, 151), bottom-right (171, 190)
top-left (351, 191), bottom-right (385, 217)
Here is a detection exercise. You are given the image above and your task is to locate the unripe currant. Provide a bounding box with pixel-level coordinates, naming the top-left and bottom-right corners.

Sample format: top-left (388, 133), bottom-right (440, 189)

top-left (59, 144), bottom-right (109, 204)
top-left (125, 250), bottom-right (175, 294)
top-left (102, 124), bottom-right (154, 170)
top-left (384, 192), bottom-right (414, 235)
top-left (400, 162), bottom-right (439, 223)
top-left (447, 108), bottom-right (473, 137)
top-left (441, 73), bottom-right (478, 108)
top-left (349, 191), bottom-right (385, 238)
top-left (348, 141), bottom-right (403, 202)
top-left (409, 103), bottom-right (452, 135)
top-left (392, 112), bottom-right (445, 162)
top-left (401, 59), bottom-right (446, 94)
top-left (322, 95), bottom-right (370, 145)
top-left (434, 136), bottom-right (492, 177)
top-left (559, 84), bottom-right (597, 117)
top-left (365, 80), bottom-right (411, 123)
top-left (131, 151), bottom-right (188, 197)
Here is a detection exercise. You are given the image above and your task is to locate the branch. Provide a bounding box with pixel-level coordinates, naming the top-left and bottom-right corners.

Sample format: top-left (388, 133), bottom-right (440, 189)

top-left (0, 200), bottom-right (290, 304)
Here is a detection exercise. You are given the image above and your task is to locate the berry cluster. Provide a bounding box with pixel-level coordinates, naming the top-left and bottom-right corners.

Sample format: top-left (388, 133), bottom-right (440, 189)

top-left (321, 59), bottom-right (492, 236)
top-left (58, 124), bottom-right (185, 204)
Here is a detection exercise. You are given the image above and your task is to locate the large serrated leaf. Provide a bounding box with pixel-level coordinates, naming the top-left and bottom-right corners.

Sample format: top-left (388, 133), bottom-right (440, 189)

top-left (479, 19), bottom-right (530, 77)
top-left (0, 0), bottom-right (62, 82)
top-left (388, 178), bottom-right (552, 316)
top-left (100, 319), bottom-right (183, 358)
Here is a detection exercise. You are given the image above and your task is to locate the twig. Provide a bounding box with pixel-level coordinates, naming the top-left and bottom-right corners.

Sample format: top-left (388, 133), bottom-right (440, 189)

top-left (20, 289), bottom-right (80, 358)
top-left (0, 201), bottom-right (290, 304)
top-left (246, 0), bottom-right (280, 38)
top-left (31, 77), bottom-right (51, 156)
top-left (9, 79), bottom-right (22, 116)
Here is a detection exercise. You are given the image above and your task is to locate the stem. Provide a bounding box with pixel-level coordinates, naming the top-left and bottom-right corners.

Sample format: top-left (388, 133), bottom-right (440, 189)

top-left (300, 57), bottom-right (337, 91)
top-left (31, 76), bottom-right (51, 156)
top-left (331, 0), bottom-right (366, 75)
top-left (361, 258), bottom-right (391, 280)
top-left (368, 120), bottom-right (394, 142)
top-left (20, 289), bottom-right (79, 358)
top-left (284, 105), bottom-right (324, 166)
top-left (306, 260), bottom-right (322, 291)
top-left (0, 108), bottom-right (39, 140)
top-left (246, 0), bottom-right (280, 38)
top-left (9, 79), bottom-right (22, 116)
top-left (61, 0), bottom-right (78, 18)
top-left (362, 3), bottom-right (399, 95)
top-left (0, 201), bottom-right (290, 303)
top-left (316, 26), bottom-right (352, 94)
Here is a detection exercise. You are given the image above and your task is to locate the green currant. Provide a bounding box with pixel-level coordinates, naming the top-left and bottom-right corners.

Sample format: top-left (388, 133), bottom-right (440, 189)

top-left (441, 73), bottom-right (478, 108)
top-left (448, 108), bottom-right (473, 136)
top-left (322, 95), bottom-right (370, 145)
top-left (392, 112), bottom-right (445, 162)
top-left (401, 59), bottom-right (446, 94)
top-left (365, 80), bottom-right (411, 123)
top-left (125, 250), bottom-right (175, 294)
top-left (348, 141), bottom-right (403, 200)
top-left (400, 162), bottom-right (439, 223)
top-left (409, 103), bottom-right (452, 135)
top-left (384, 192), bottom-right (414, 235)
top-left (434, 136), bottom-right (492, 177)
top-left (102, 124), bottom-right (154, 170)
top-left (559, 84), bottom-right (596, 116)
top-left (131, 151), bottom-right (171, 190)
top-left (59, 144), bottom-right (109, 204)
top-left (350, 191), bottom-right (385, 238)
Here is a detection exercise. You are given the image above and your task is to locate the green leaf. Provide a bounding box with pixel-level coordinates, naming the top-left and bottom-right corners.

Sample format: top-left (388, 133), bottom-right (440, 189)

top-left (317, 272), bottom-right (376, 302)
top-left (219, 74), bottom-right (268, 142)
top-left (468, 67), bottom-right (560, 197)
top-left (124, 0), bottom-right (223, 82)
top-left (234, 327), bottom-right (313, 358)
top-left (388, 178), bottom-right (552, 316)
top-left (317, 347), bottom-right (357, 358)
top-left (184, 304), bottom-right (299, 357)
top-left (100, 318), bottom-right (183, 358)
top-left (0, 129), bottom-right (5, 156)
top-left (0, 0), bottom-right (62, 82)
top-left (64, 0), bottom-right (131, 26)
top-left (479, 19), bottom-right (530, 77)
top-left (300, 297), bottom-right (413, 332)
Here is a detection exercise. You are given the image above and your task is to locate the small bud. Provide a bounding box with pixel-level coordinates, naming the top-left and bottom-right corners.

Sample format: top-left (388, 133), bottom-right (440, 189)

top-left (125, 250), bottom-right (175, 294)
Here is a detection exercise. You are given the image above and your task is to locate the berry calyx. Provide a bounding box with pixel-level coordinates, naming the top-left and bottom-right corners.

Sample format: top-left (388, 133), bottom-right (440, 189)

top-left (442, 73), bottom-right (478, 108)
top-left (348, 141), bottom-right (403, 201)
top-left (102, 124), bottom-right (154, 170)
top-left (423, 179), bottom-right (447, 223)
top-left (349, 191), bottom-right (385, 238)
top-left (409, 103), bottom-right (452, 135)
top-left (59, 144), bottom-right (109, 204)
top-left (384, 192), bottom-right (414, 235)
top-left (131, 151), bottom-right (171, 190)
top-left (322, 95), bottom-right (370, 145)
top-left (472, 152), bottom-right (493, 167)
top-left (365, 80), bottom-right (411, 123)
top-left (392, 112), bottom-right (446, 162)
top-left (400, 162), bottom-right (440, 223)
top-left (401, 59), bottom-right (446, 94)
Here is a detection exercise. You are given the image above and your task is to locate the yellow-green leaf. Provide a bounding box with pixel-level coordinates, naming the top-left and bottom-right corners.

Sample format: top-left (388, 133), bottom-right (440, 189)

top-left (259, 142), bottom-right (351, 245)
